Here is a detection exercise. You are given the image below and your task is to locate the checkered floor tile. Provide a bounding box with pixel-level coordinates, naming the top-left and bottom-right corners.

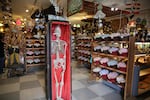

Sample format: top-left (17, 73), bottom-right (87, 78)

top-left (0, 61), bottom-right (149, 100)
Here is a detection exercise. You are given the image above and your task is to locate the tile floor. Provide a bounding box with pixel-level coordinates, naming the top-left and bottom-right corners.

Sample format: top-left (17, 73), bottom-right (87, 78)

top-left (0, 61), bottom-right (149, 100)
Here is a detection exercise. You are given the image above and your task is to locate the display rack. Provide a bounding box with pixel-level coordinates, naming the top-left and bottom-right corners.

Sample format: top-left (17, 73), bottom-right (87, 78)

top-left (76, 36), bottom-right (92, 67)
top-left (25, 37), bottom-right (45, 72)
top-left (71, 34), bottom-right (76, 59)
top-left (91, 35), bottom-right (135, 100)
top-left (132, 42), bottom-right (150, 96)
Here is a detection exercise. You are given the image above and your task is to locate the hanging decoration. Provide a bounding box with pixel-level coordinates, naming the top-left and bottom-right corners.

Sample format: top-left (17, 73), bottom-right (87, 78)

top-left (49, 0), bottom-right (59, 13)
top-left (93, 0), bottom-right (106, 28)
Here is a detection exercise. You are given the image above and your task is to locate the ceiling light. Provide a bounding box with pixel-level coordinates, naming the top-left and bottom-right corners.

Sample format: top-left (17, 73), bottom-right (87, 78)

top-left (115, 8), bottom-right (118, 11)
top-left (35, 18), bottom-right (39, 21)
top-left (77, 24), bottom-right (80, 28)
top-left (73, 24), bottom-right (76, 27)
top-left (24, 18), bottom-right (27, 21)
top-left (25, 9), bottom-right (29, 12)
top-left (0, 28), bottom-right (4, 32)
top-left (111, 7), bottom-right (114, 11)
top-left (83, 16), bottom-right (87, 19)
top-left (12, 21), bottom-right (16, 25)
top-left (0, 23), bottom-right (3, 27)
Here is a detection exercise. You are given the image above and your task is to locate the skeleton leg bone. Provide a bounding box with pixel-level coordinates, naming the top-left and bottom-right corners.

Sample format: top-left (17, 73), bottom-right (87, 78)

top-left (59, 70), bottom-right (65, 100)
top-left (54, 69), bottom-right (59, 99)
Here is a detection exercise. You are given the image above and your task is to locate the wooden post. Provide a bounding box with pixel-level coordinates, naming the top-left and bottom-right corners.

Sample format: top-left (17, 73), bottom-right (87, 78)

top-left (124, 36), bottom-right (135, 100)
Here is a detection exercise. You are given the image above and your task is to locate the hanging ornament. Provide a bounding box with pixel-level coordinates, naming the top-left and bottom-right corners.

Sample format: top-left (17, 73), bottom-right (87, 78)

top-left (49, 0), bottom-right (59, 13)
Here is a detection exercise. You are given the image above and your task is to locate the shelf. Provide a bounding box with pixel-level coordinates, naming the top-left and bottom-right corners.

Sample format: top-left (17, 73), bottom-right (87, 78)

top-left (103, 79), bottom-right (125, 89)
top-left (77, 46), bottom-right (91, 49)
top-left (77, 48), bottom-right (91, 51)
top-left (92, 52), bottom-right (128, 60)
top-left (93, 64), bottom-right (127, 74)
top-left (135, 42), bottom-right (150, 44)
top-left (26, 47), bottom-right (45, 50)
top-left (77, 39), bottom-right (92, 42)
top-left (26, 55), bottom-right (45, 59)
top-left (140, 68), bottom-right (150, 77)
top-left (135, 54), bottom-right (147, 57)
top-left (138, 81), bottom-right (150, 95)
top-left (26, 39), bottom-right (45, 42)
top-left (93, 40), bottom-right (129, 44)
top-left (77, 52), bottom-right (91, 56)
top-left (26, 63), bottom-right (45, 67)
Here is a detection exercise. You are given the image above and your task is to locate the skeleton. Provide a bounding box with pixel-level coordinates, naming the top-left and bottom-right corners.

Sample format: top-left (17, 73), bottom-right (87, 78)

top-left (51, 26), bottom-right (67, 100)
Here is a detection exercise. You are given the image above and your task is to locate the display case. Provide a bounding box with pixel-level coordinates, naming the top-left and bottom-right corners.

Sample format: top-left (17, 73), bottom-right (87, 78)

top-left (132, 42), bottom-right (150, 96)
top-left (46, 20), bottom-right (71, 100)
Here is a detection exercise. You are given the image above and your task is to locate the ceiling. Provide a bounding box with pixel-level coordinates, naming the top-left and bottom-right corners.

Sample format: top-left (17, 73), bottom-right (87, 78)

top-left (0, 0), bottom-right (150, 23)
top-left (10, 0), bottom-right (51, 19)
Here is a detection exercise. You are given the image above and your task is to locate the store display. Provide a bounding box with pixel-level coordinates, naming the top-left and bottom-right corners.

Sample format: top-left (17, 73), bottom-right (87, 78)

top-left (25, 37), bottom-right (45, 70)
top-left (116, 74), bottom-right (126, 84)
top-left (71, 35), bottom-right (76, 59)
top-left (107, 72), bottom-right (119, 83)
top-left (91, 34), bottom-right (135, 100)
top-left (132, 40), bottom-right (150, 96)
top-left (117, 62), bottom-right (127, 72)
top-left (46, 20), bottom-right (71, 100)
top-left (76, 35), bottom-right (92, 66)
top-left (99, 69), bottom-right (109, 80)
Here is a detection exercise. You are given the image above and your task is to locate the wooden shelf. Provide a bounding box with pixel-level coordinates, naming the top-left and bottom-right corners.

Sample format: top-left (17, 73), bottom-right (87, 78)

top-left (93, 40), bottom-right (129, 44)
top-left (26, 55), bottom-right (45, 59)
top-left (25, 37), bottom-right (46, 72)
top-left (77, 47), bottom-right (91, 51)
top-left (77, 46), bottom-right (91, 49)
top-left (26, 39), bottom-right (45, 42)
top-left (92, 64), bottom-right (127, 75)
top-left (77, 39), bottom-right (92, 42)
top-left (26, 63), bottom-right (45, 67)
top-left (26, 47), bottom-right (45, 50)
top-left (91, 36), bottom-right (135, 100)
top-left (103, 79), bottom-right (125, 89)
top-left (77, 52), bottom-right (91, 56)
top-left (140, 68), bottom-right (150, 77)
top-left (92, 52), bottom-right (128, 60)
top-left (138, 81), bottom-right (150, 95)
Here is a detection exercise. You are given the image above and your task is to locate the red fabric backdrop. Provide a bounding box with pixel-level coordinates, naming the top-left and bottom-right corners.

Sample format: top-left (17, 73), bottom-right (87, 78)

top-left (50, 21), bottom-right (71, 100)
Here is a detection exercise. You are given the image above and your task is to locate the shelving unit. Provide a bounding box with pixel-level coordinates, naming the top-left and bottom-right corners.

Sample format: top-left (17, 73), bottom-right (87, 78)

top-left (76, 36), bottom-right (92, 67)
top-left (25, 37), bottom-right (46, 72)
top-left (91, 36), bottom-right (135, 100)
top-left (71, 34), bottom-right (76, 59)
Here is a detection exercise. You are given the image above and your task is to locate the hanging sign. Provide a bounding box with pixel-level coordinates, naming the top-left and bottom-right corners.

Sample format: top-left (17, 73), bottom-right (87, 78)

top-left (67, 0), bottom-right (83, 16)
